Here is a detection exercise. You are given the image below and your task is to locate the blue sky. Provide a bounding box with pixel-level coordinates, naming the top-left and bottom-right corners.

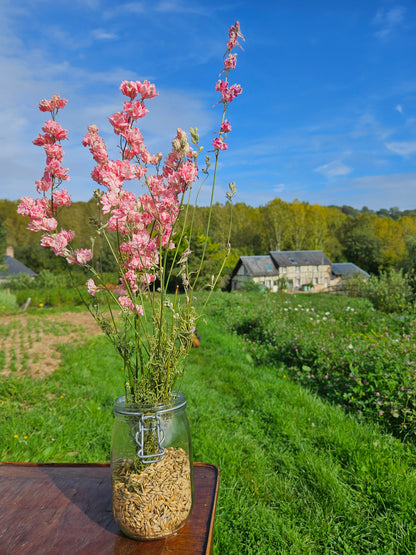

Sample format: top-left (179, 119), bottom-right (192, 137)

top-left (1, 0), bottom-right (416, 210)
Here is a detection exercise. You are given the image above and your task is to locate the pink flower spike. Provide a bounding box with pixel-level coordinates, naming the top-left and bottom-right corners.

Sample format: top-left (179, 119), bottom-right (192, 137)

top-left (224, 53), bottom-right (237, 71)
top-left (221, 120), bottom-right (232, 133)
top-left (44, 143), bottom-right (64, 162)
top-left (76, 249), bottom-right (93, 265)
top-left (39, 99), bottom-right (54, 112)
top-left (108, 111), bottom-right (130, 135)
top-left (120, 80), bottom-right (139, 99)
top-left (41, 228), bottom-right (73, 255)
top-left (39, 217), bottom-right (58, 232)
top-left (39, 95), bottom-right (67, 112)
top-left (230, 83), bottom-right (243, 99)
top-left (51, 94), bottom-right (67, 110)
top-left (136, 80), bottom-right (158, 99)
top-left (215, 80), bottom-right (242, 104)
top-left (118, 295), bottom-right (134, 311)
top-left (45, 159), bottom-right (69, 180)
top-left (53, 188), bottom-right (72, 207)
top-left (17, 196), bottom-right (43, 218)
top-left (35, 175), bottom-right (52, 193)
top-left (86, 278), bottom-right (100, 296)
top-left (33, 133), bottom-right (54, 146)
top-left (134, 304), bottom-right (144, 316)
top-left (227, 21), bottom-right (245, 52)
top-left (67, 248), bottom-right (93, 266)
top-left (212, 137), bottom-right (228, 151)
top-left (123, 100), bottom-right (148, 120)
top-left (41, 120), bottom-right (68, 141)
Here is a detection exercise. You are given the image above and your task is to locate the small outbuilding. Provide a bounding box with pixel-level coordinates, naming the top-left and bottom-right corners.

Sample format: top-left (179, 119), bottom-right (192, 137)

top-left (230, 255), bottom-right (280, 291)
top-left (330, 262), bottom-right (369, 280)
top-left (0, 246), bottom-right (37, 281)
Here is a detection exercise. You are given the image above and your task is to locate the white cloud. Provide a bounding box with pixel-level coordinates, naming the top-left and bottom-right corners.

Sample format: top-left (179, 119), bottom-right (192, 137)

top-left (92, 29), bottom-right (118, 40)
top-left (121, 2), bottom-right (146, 13)
top-left (273, 184), bottom-right (286, 194)
top-left (372, 6), bottom-right (406, 40)
top-left (103, 0), bottom-right (209, 18)
top-left (156, 1), bottom-right (209, 14)
top-left (385, 141), bottom-right (416, 156)
top-left (307, 172), bottom-right (416, 211)
top-left (349, 111), bottom-right (393, 141)
top-left (102, 2), bottom-right (146, 19)
top-left (395, 104), bottom-right (403, 114)
top-left (314, 160), bottom-right (352, 178)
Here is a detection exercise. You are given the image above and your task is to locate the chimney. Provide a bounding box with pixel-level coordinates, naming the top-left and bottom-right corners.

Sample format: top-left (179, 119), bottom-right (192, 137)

top-left (6, 246), bottom-right (14, 258)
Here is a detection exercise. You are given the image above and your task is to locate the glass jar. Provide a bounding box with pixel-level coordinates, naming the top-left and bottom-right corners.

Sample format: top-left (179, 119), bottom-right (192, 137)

top-left (111, 392), bottom-right (193, 540)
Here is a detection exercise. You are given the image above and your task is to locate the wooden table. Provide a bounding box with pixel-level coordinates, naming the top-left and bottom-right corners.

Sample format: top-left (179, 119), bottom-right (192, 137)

top-left (0, 462), bottom-right (219, 554)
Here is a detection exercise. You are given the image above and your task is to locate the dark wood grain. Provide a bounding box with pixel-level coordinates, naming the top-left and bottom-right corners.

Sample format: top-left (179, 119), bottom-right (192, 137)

top-left (0, 462), bottom-right (219, 554)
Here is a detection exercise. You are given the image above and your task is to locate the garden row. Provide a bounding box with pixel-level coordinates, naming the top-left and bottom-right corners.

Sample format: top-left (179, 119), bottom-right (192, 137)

top-left (209, 291), bottom-right (416, 441)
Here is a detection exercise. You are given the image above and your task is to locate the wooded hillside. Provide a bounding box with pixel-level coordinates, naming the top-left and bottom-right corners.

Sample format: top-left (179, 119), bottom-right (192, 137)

top-left (2, 197), bottom-right (416, 277)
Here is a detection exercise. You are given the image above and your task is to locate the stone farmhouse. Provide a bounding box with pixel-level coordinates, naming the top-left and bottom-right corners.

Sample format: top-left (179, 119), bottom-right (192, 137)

top-left (230, 250), bottom-right (368, 292)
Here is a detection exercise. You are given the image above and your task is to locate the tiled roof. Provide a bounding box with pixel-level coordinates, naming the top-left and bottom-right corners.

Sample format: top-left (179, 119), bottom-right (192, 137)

top-left (331, 263), bottom-right (369, 278)
top-left (1, 256), bottom-right (37, 278)
top-left (270, 250), bottom-right (332, 267)
top-left (240, 255), bottom-right (278, 276)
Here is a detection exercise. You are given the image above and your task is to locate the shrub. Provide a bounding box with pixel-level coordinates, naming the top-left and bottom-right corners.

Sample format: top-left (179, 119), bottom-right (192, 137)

top-left (346, 269), bottom-right (413, 313)
top-left (35, 270), bottom-right (68, 289)
top-left (239, 279), bottom-right (268, 293)
top-left (5, 273), bottom-right (35, 291)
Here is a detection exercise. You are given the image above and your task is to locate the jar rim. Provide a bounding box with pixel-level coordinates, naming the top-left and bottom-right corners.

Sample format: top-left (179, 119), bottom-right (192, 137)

top-left (114, 391), bottom-right (186, 415)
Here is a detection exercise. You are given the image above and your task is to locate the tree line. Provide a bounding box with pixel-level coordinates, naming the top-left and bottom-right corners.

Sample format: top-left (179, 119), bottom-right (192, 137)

top-left (2, 197), bottom-right (416, 280)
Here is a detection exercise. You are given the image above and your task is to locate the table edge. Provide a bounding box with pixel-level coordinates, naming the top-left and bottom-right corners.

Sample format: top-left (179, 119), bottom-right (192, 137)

top-left (0, 461), bottom-right (220, 553)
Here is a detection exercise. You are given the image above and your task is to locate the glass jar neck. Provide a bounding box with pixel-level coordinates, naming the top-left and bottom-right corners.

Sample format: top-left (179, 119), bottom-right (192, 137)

top-left (114, 391), bottom-right (186, 416)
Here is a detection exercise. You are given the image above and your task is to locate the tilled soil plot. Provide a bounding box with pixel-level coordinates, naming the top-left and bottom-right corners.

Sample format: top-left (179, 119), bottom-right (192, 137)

top-left (0, 312), bottom-right (102, 379)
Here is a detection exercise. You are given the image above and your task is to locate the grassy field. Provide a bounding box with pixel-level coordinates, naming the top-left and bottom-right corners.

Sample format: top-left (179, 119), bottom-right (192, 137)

top-left (1, 292), bottom-right (416, 553)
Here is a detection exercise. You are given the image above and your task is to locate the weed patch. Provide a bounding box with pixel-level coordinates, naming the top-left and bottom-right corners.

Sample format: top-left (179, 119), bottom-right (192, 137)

top-left (211, 291), bottom-right (416, 441)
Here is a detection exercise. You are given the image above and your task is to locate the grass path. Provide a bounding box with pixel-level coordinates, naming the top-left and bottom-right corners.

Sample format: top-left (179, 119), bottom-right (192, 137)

top-left (184, 315), bottom-right (416, 554)
top-left (1, 307), bottom-right (416, 553)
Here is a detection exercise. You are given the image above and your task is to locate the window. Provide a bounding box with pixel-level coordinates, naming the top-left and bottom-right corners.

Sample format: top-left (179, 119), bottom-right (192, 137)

top-left (314, 277), bottom-right (318, 285)
top-left (295, 266), bottom-right (300, 273)
top-left (295, 278), bottom-right (300, 287)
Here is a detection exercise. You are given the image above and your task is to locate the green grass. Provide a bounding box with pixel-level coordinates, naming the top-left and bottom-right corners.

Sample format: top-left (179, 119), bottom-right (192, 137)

top-left (0, 289), bottom-right (18, 312)
top-left (184, 314), bottom-right (416, 554)
top-left (1, 296), bottom-right (416, 553)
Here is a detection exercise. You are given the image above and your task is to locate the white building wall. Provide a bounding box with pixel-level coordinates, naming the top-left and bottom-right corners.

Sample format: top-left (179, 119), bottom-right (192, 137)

top-left (280, 264), bottom-right (331, 291)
